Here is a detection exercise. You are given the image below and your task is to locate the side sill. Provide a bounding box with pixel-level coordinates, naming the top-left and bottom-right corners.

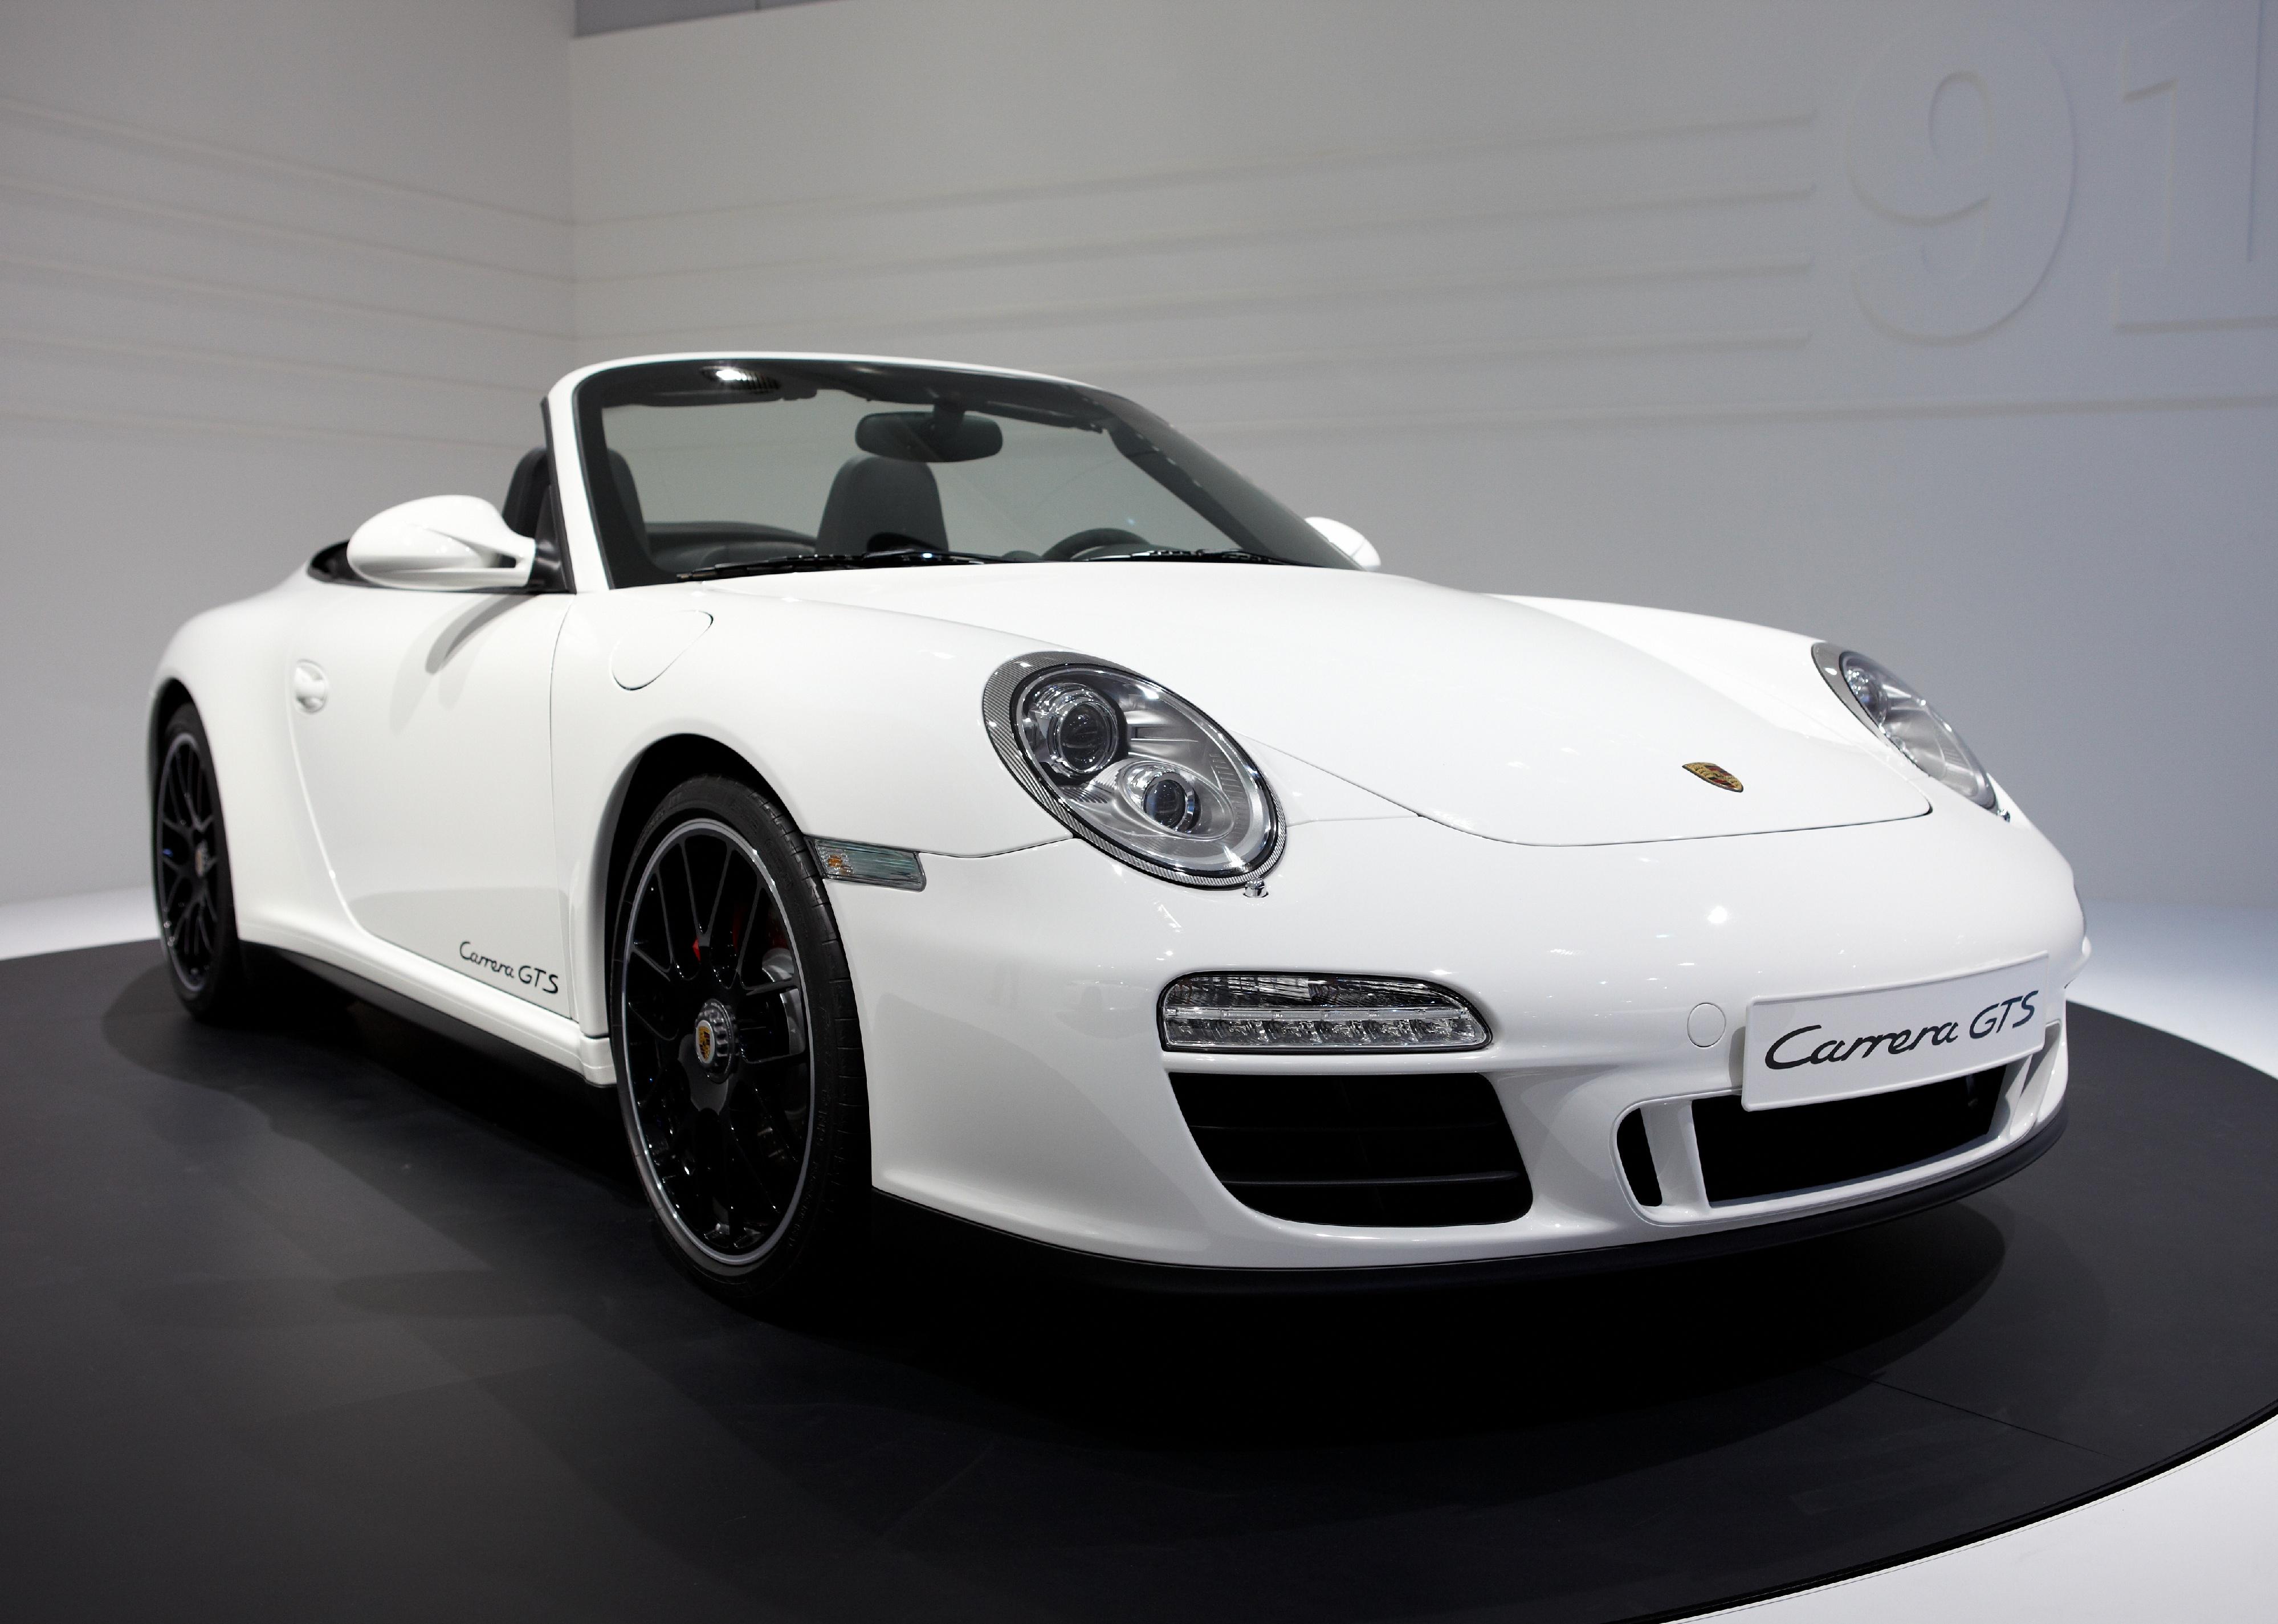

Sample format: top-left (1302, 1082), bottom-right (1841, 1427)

top-left (871, 1103), bottom-right (2065, 1296)
top-left (276, 948), bottom-right (593, 1088)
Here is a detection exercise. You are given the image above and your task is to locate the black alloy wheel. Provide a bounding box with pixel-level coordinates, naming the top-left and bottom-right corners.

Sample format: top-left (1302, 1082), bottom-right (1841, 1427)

top-left (153, 704), bottom-right (255, 1020)
top-left (612, 777), bottom-right (869, 1303)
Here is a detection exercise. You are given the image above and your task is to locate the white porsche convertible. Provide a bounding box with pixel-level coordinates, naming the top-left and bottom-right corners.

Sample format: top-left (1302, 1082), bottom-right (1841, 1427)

top-left (152, 353), bottom-right (2084, 1300)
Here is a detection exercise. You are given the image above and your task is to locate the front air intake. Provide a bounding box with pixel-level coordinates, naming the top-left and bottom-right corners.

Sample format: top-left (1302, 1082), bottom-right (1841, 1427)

top-left (1168, 1072), bottom-right (1531, 1227)
top-left (1692, 1066), bottom-right (2007, 1203)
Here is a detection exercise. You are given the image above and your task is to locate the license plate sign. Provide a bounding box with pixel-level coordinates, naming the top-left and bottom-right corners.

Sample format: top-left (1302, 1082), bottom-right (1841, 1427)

top-left (1741, 956), bottom-right (2050, 1111)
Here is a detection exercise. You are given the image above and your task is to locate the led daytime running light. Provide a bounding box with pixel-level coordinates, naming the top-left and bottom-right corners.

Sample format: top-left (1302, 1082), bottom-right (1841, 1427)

top-left (1160, 973), bottom-right (1489, 1052)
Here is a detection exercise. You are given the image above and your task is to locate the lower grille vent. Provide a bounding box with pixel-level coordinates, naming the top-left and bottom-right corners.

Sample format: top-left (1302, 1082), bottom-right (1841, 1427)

top-left (1168, 1072), bottom-right (1531, 1227)
top-left (1616, 1109), bottom-right (1664, 1207)
top-left (1693, 1066), bottom-right (2007, 1203)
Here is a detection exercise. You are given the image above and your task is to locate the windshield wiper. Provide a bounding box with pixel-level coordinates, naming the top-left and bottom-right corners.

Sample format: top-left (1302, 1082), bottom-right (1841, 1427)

top-left (1086, 548), bottom-right (1304, 565)
top-left (682, 545), bottom-right (1303, 581)
top-left (680, 548), bottom-right (997, 582)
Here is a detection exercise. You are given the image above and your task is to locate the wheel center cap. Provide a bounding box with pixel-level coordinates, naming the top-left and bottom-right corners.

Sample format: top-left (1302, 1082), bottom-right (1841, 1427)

top-left (193, 843), bottom-right (212, 880)
top-left (692, 998), bottom-right (736, 1072)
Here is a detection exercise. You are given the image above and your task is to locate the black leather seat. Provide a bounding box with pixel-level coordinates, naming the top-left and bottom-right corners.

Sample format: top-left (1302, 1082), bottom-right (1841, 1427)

top-left (604, 450), bottom-right (648, 545)
top-left (500, 446), bottom-right (574, 589)
top-left (584, 448), bottom-right (664, 583)
top-left (502, 448), bottom-right (551, 537)
top-left (815, 455), bottom-right (947, 553)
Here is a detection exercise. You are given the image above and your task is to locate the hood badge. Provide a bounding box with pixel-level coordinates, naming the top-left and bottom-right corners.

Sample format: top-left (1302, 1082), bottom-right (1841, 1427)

top-left (1683, 762), bottom-right (1745, 793)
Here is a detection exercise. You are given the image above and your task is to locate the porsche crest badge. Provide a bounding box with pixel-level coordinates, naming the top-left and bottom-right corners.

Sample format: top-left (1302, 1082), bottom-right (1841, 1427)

top-left (1683, 761), bottom-right (1744, 793)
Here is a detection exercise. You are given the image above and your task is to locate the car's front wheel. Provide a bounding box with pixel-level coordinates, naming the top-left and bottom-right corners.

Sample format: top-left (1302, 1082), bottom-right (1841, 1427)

top-left (610, 777), bottom-right (870, 1306)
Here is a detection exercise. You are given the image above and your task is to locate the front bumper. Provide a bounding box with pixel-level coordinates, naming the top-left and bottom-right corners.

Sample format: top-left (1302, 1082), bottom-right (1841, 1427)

top-left (874, 1101), bottom-right (2068, 1294)
top-left (826, 807), bottom-right (2084, 1271)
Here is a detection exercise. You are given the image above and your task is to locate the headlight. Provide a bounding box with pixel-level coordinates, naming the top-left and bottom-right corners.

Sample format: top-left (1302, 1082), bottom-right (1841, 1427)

top-left (1160, 973), bottom-right (1489, 1051)
top-left (1813, 643), bottom-right (1999, 811)
top-left (984, 652), bottom-right (1282, 886)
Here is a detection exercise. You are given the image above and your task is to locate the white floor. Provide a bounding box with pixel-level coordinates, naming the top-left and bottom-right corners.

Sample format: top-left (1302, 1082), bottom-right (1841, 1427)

top-left (2067, 900), bottom-right (2278, 1084)
top-left (5, 888), bottom-right (2274, 1619)
top-left (0, 885), bottom-right (154, 962)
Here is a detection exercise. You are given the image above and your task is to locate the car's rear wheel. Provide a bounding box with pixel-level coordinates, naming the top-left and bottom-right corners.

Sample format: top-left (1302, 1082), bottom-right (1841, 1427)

top-left (153, 703), bottom-right (259, 1021)
top-left (610, 777), bottom-right (869, 1306)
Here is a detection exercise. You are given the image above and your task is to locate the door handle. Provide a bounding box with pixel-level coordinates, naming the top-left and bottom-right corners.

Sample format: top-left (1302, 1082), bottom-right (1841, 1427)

top-left (292, 661), bottom-right (329, 713)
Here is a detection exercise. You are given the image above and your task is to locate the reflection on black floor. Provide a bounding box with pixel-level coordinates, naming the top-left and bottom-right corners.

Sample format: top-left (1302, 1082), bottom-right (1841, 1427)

top-left (2, 943), bottom-right (2273, 1623)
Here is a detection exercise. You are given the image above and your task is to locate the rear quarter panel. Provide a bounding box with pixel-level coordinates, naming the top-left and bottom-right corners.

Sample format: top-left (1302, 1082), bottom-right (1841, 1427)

top-left (152, 572), bottom-right (350, 948)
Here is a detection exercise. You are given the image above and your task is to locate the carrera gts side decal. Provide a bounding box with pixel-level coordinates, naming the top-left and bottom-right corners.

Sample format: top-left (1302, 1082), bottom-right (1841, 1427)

top-left (459, 939), bottom-right (562, 998)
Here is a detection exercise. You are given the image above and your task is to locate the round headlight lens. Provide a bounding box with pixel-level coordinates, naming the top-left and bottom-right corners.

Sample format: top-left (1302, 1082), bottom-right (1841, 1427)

top-left (1120, 761), bottom-right (1203, 833)
top-left (1024, 679), bottom-right (1124, 782)
top-left (1820, 647), bottom-right (1999, 811)
top-left (986, 654), bottom-right (1281, 885)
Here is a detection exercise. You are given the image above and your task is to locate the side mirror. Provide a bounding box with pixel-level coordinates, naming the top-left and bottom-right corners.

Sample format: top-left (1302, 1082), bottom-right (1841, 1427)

top-left (1306, 516), bottom-right (1381, 571)
top-left (348, 496), bottom-right (535, 591)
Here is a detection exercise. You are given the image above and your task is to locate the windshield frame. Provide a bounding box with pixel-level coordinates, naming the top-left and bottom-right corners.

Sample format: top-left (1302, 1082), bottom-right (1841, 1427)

top-left (568, 356), bottom-right (1354, 588)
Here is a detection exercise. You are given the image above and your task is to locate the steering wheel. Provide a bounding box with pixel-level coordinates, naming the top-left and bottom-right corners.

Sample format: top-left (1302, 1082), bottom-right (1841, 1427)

top-left (1044, 528), bottom-right (1152, 561)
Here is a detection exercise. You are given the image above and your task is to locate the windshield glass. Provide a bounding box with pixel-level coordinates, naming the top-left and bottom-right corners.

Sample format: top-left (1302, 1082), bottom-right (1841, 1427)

top-left (572, 359), bottom-right (1352, 585)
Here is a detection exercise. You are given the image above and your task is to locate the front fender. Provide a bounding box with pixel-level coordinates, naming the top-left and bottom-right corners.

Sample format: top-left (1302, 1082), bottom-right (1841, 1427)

top-left (557, 587), bottom-right (1067, 854)
top-left (551, 586), bottom-right (1071, 1033)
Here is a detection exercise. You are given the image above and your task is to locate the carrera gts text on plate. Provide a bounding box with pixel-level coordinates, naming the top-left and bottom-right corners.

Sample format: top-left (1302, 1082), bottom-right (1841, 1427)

top-left (1742, 956), bottom-right (2050, 1111)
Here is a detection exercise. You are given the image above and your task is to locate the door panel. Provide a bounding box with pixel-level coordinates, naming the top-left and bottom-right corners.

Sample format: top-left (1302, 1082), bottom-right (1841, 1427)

top-left (288, 587), bottom-right (573, 1015)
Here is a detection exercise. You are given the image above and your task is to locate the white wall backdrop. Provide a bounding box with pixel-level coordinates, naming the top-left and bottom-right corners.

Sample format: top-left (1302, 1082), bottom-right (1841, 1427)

top-left (570, 0), bottom-right (2278, 908)
top-left (3, 0), bottom-right (2272, 910)
top-left (0, 0), bottom-right (575, 904)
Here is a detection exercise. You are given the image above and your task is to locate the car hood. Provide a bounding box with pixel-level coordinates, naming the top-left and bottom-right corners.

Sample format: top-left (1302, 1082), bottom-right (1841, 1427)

top-left (717, 565), bottom-right (1930, 846)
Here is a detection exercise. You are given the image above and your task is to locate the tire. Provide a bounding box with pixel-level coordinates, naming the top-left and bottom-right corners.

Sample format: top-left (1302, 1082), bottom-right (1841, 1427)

top-left (609, 776), bottom-right (870, 1307)
top-left (152, 703), bottom-right (261, 1022)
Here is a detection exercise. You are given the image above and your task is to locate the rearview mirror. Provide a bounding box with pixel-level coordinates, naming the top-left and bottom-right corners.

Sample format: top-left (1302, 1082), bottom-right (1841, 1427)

top-left (1306, 516), bottom-right (1381, 571)
top-left (855, 408), bottom-right (1003, 463)
top-left (348, 496), bottom-right (535, 591)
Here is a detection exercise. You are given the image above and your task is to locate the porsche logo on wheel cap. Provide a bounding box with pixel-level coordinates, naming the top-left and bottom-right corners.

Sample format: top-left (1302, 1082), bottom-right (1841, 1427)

top-left (1683, 762), bottom-right (1744, 793)
top-left (692, 998), bottom-right (736, 1071)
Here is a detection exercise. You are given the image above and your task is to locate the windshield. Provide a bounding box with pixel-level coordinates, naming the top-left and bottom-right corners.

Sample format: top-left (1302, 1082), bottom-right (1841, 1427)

top-left (572, 358), bottom-right (1353, 585)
